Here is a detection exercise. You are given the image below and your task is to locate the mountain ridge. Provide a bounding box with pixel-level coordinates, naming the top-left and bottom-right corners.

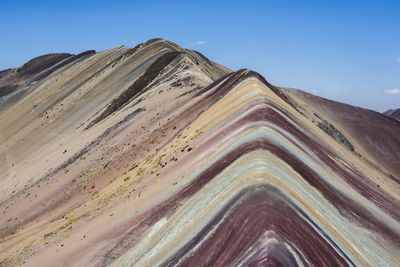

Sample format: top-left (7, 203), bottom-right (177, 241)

top-left (0, 38), bottom-right (399, 266)
top-left (384, 108), bottom-right (400, 121)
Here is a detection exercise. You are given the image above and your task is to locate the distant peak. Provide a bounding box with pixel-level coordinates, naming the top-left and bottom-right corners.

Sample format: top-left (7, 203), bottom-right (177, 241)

top-left (383, 108), bottom-right (400, 121)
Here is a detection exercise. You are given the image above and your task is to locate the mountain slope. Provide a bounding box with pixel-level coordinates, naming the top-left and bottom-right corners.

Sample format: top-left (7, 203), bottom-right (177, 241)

top-left (278, 87), bottom-right (400, 182)
top-left (384, 108), bottom-right (400, 121)
top-left (0, 39), bottom-right (399, 266)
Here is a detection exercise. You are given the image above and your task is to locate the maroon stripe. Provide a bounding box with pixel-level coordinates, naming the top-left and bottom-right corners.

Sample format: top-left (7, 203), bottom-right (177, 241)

top-left (163, 185), bottom-right (351, 267)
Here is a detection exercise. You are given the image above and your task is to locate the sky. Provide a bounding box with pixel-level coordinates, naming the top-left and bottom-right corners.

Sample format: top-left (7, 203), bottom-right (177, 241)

top-left (1, 0), bottom-right (399, 112)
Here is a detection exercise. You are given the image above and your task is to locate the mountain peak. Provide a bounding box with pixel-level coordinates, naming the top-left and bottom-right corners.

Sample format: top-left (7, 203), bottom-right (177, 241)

top-left (383, 108), bottom-right (400, 121)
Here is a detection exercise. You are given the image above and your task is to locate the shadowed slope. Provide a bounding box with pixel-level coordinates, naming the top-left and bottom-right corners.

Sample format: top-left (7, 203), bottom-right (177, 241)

top-left (87, 51), bottom-right (181, 128)
top-left (278, 87), bottom-right (400, 182)
top-left (384, 108), bottom-right (400, 121)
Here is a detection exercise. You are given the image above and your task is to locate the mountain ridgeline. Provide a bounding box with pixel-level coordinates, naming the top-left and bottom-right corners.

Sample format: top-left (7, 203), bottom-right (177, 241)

top-left (0, 39), bottom-right (399, 266)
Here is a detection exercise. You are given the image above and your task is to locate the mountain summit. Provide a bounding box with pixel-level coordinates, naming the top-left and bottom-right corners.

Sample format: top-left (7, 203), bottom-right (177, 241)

top-left (0, 39), bottom-right (399, 266)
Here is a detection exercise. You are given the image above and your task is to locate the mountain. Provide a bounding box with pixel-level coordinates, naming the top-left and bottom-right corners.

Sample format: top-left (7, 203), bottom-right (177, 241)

top-left (0, 39), bottom-right (399, 266)
top-left (383, 108), bottom-right (400, 121)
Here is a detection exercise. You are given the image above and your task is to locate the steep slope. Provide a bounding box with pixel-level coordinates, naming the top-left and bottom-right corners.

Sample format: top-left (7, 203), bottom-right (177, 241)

top-left (0, 40), bottom-right (399, 266)
top-left (384, 108), bottom-right (400, 121)
top-left (0, 51), bottom-right (95, 111)
top-left (0, 38), bottom-right (229, 265)
top-left (278, 87), bottom-right (400, 182)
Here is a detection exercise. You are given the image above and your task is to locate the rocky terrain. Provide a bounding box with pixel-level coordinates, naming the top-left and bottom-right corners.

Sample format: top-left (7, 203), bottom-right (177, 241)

top-left (0, 39), bottom-right (399, 266)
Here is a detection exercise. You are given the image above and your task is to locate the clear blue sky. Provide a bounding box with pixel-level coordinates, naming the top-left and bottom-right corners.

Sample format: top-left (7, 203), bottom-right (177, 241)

top-left (1, 0), bottom-right (399, 111)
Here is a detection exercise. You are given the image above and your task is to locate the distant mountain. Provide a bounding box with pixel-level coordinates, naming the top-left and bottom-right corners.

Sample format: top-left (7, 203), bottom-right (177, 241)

top-left (383, 108), bottom-right (400, 121)
top-left (0, 38), bottom-right (399, 266)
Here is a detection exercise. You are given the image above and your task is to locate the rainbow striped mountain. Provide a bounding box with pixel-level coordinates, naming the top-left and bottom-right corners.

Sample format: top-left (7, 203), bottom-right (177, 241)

top-left (1, 39), bottom-right (399, 266)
